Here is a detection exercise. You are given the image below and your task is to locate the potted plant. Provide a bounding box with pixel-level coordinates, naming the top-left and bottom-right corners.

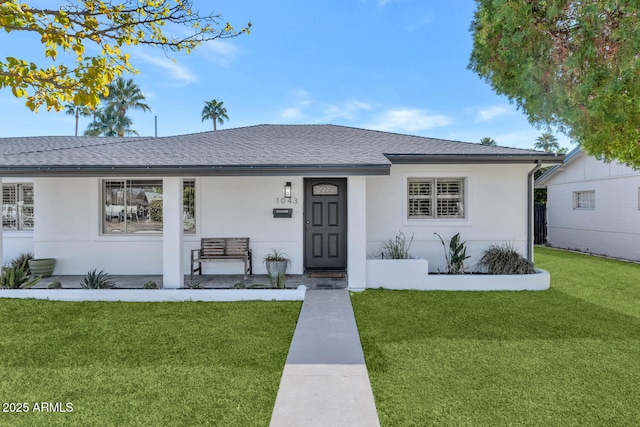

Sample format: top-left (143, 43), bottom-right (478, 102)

top-left (263, 249), bottom-right (289, 287)
top-left (28, 257), bottom-right (56, 278)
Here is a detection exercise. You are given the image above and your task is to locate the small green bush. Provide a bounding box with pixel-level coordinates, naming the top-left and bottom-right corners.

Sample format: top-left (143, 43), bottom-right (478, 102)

top-left (232, 281), bottom-right (246, 289)
top-left (379, 231), bottom-right (414, 259)
top-left (143, 280), bottom-right (158, 289)
top-left (148, 198), bottom-right (163, 223)
top-left (80, 269), bottom-right (115, 289)
top-left (186, 281), bottom-right (202, 289)
top-left (47, 279), bottom-right (63, 289)
top-left (478, 243), bottom-right (536, 275)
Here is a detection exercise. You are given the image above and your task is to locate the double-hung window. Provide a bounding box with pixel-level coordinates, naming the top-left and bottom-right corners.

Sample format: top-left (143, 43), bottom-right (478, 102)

top-left (2, 183), bottom-right (34, 231)
top-left (103, 179), bottom-right (195, 234)
top-left (573, 190), bottom-right (595, 210)
top-left (408, 178), bottom-right (465, 219)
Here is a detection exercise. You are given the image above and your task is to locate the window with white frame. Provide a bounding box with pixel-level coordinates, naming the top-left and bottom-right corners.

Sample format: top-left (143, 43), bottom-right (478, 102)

top-left (573, 190), bottom-right (595, 209)
top-left (103, 179), bottom-right (195, 234)
top-left (2, 183), bottom-right (34, 231)
top-left (408, 178), bottom-right (465, 219)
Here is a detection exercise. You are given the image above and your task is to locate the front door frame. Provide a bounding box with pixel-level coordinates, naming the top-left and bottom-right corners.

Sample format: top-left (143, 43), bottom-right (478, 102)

top-left (303, 178), bottom-right (348, 271)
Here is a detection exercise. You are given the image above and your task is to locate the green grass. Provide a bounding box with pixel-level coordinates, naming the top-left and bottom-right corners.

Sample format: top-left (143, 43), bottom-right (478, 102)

top-left (352, 247), bottom-right (640, 426)
top-left (0, 300), bottom-right (300, 426)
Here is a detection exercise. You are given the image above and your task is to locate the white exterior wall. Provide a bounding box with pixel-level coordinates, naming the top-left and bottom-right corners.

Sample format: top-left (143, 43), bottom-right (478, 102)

top-left (545, 153), bottom-right (640, 261)
top-left (27, 176), bottom-right (306, 275)
top-left (366, 164), bottom-right (532, 272)
top-left (5, 164), bottom-right (535, 280)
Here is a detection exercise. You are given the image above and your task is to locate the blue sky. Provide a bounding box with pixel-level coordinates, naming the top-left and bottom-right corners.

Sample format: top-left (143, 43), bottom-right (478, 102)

top-left (0, 0), bottom-right (573, 150)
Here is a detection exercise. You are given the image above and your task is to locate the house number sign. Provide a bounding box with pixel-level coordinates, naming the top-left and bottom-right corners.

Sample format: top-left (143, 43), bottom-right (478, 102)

top-left (276, 197), bottom-right (298, 204)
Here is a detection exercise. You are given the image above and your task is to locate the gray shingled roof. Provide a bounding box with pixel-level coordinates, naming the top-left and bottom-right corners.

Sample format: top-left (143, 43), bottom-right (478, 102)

top-left (0, 124), bottom-right (563, 176)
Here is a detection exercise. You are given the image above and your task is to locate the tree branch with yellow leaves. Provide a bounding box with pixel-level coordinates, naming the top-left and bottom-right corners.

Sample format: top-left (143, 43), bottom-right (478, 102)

top-left (0, 0), bottom-right (251, 111)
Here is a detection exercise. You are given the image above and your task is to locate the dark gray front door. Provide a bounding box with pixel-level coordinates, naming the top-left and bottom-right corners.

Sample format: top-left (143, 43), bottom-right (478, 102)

top-left (304, 178), bottom-right (347, 270)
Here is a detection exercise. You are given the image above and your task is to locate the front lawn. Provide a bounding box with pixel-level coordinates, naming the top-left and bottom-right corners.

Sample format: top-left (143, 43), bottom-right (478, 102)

top-left (352, 247), bottom-right (640, 426)
top-left (0, 300), bottom-right (300, 426)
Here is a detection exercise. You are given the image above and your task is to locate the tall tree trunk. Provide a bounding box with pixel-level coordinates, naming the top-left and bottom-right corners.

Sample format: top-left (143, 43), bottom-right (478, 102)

top-left (75, 110), bottom-right (79, 137)
top-left (213, 114), bottom-right (217, 131)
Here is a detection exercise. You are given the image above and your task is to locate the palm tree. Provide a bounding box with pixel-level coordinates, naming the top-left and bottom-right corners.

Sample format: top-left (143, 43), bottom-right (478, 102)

top-left (64, 103), bottom-right (93, 136)
top-left (534, 132), bottom-right (560, 152)
top-left (201, 99), bottom-right (229, 131)
top-left (103, 77), bottom-right (151, 137)
top-left (84, 108), bottom-right (138, 137)
top-left (479, 137), bottom-right (497, 146)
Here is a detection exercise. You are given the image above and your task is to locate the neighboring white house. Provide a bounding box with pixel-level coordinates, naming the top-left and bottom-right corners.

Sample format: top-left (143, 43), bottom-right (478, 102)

top-left (1, 124), bottom-right (562, 289)
top-left (535, 148), bottom-right (640, 262)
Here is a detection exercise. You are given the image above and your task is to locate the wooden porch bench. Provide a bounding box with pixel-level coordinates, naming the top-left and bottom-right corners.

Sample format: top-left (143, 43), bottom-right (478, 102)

top-left (190, 237), bottom-right (253, 281)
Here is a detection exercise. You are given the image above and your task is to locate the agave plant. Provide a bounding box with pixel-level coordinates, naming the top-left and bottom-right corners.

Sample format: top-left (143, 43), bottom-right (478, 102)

top-left (0, 261), bottom-right (40, 289)
top-left (80, 269), bottom-right (115, 289)
top-left (10, 252), bottom-right (34, 275)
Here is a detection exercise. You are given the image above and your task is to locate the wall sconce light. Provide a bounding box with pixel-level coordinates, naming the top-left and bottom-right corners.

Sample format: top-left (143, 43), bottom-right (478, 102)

top-left (284, 182), bottom-right (292, 199)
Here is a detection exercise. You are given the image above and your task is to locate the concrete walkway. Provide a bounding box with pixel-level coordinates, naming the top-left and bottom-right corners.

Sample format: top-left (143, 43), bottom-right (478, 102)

top-left (270, 289), bottom-right (380, 426)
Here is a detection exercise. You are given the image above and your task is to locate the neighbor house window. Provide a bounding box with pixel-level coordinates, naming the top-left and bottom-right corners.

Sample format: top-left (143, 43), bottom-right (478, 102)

top-left (408, 178), bottom-right (465, 219)
top-left (2, 183), bottom-right (34, 231)
top-left (103, 179), bottom-right (195, 234)
top-left (573, 190), bottom-right (595, 210)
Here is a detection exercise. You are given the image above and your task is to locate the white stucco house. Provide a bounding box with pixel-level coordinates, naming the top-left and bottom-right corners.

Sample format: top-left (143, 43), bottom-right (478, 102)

top-left (535, 148), bottom-right (640, 262)
top-left (1, 124), bottom-right (562, 289)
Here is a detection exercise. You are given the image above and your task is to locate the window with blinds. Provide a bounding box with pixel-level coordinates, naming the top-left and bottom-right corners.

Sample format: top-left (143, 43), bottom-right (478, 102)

top-left (2, 183), bottom-right (34, 230)
top-left (573, 190), bottom-right (595, 209)
top-left (408, 178), bottom-right (465, 219)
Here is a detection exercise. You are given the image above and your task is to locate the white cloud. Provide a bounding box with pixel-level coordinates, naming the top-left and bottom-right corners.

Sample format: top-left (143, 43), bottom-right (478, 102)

top-left (201, 39), bottom-right (241, 67)
top-left (323, 100), bottom-right (373, 121)
top-left (281, 107), bottom-right (305, 120)
top-left (475, 105), bottom-right (512, 123)
top-left (279, 90), bottom-right (313, 121)
top-left (138, 53), bottom-right (197, 87)
top-left (365, 108), bottom-right (453, 133)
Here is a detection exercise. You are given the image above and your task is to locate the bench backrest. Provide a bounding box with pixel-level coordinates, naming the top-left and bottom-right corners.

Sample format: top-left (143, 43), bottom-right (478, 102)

top-left (200, 238), bottom-right (250, 257)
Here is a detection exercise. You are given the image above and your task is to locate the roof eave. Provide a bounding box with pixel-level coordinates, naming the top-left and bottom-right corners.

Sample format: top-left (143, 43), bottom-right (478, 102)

top-left (385, 154), bottom-right (566, 164)
top-left (0, 164), bottom-right (391, 178)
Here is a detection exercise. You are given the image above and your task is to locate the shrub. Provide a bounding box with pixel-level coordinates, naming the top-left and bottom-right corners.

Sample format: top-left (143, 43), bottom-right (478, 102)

top-left (0, 261), bottom-right (40, 289)
top-left (232, 281), bottom-right (246, 289)
top-left (379, 231), bottom-right (414, 259)
top-left (148, 198), bottom-right (163, 223)
top-left (47, 279), bottom-right (63, 289)
top-left (478, 243), bottom-right (536, 275)
top-left (10, 252), bottom-right (34, 275)
top-left (80, 269), bottom-right (115, 289)
top-left (435, 232), bottom-right (470, 274)
top-left (143, 280), bottom-right (158, 289)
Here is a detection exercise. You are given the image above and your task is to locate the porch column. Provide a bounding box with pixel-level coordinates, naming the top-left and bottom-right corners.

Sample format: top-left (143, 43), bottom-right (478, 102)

top-left (347, 176), bottom-right (367, 290)
top-left (163, 177), bottom-right (184, 288)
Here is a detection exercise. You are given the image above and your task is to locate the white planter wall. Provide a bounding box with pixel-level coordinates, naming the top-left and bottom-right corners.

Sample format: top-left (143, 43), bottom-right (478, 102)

top-left (366, 259), bottom-right (429, 289)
